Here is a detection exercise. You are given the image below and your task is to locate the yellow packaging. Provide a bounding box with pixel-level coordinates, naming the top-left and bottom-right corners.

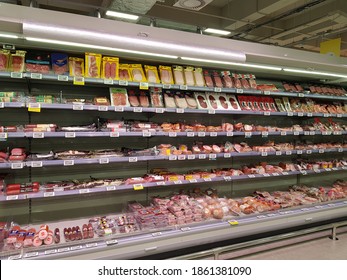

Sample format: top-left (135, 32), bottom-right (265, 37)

top-left (184, 66), bottom-right (195, 86)
top-left (129, 64), bottom-right (147, 83)
top-left (102, 56), bottom-right (119, 80)
top-left (194, 67), bottom-right (205, 87)
top-left (173, 65), bottom-right (185, 85)
top-left (159, 65), bottom-right (174, 84)
top-left (119, 64), bottom-right (132, 81)
top-left (0, 50), bottom-right (10, 71)
top-left (69, 57), bottom-right (84, 77)
top-left (144, 65), bottom-right (160, 84)
top-left (10, 50), bottom-right (26, 73)
top-left (85, 53), bottom-right (102, 78)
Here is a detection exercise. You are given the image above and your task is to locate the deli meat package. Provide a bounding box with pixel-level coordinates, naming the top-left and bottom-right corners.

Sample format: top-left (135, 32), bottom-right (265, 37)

top-left (221, 71), bottom-right (233, 88)
top-left (144, 65), bottom-right (160, 83)
top-left (130, 64), bottom-right (147, 83)
top-left (69, 57), bottom-right (84, 77)
top-left (127, 90), bottom-right (140, 107)
top-left (9, 51), bottom-right (26, 73)
top-left (184, 66), bottom-right (195, 86)
top-left (194, 92), bottom-right (211, 110)
top-left (228, 95), bottom-right (241, 110)
top-left (25, 51), bottom-right (51, 74)
top-left (203, 70), bottom-right (214, 87)
top-left (51, 53), bottom-right (68, 75)
top-left (194, 67), bottom-right (205, 87)
top-left (0, 50), bottom-right (10, 71)
top-left (85, 53), bottom-right (102, 78)
top-left (164, 91), bottom-right (177, 108)
top-left (150, 87), bottom-right (164, 107)
top-left (212, 70), bottom-right (223, 88)
top-left (119, 64), bottom-right (132, 81)
top-left (205, 93), bottom-right (222, 110)
top-left (139, 91), bottom-right (150, 107)
top-left (102, 56), bottom-right (119, 80)
top-left (173, 65), bottom-right (185, 85)
top-left (217, 93), bottom-right (232, 110)
top-left (159, 65), bottom-right (174, 84)
top-left (109, 87), bottom-right (130, 107)
top-left (174, 92), bottom-right (188, 109)
top-left (185, 93), bottom-right (198, 109)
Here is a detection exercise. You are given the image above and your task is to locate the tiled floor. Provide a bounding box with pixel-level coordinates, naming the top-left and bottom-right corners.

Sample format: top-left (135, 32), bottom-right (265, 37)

top-left (237, 232), bottom-right (347, 260)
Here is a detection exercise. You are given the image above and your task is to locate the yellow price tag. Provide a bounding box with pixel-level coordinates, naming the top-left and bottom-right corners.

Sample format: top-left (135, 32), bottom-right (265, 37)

top-left (229, 220), bottom-right (239, 226)
top-left (73, 76), bottom-right (85, 86)
top-left (28, 103), bottom-right (41, 113)
top-left (133, 184), bottom-right (144, 191)
top-left (139, 82), bottom-right (149, 90)
top-left (185, 175), bottom-right (194, 180)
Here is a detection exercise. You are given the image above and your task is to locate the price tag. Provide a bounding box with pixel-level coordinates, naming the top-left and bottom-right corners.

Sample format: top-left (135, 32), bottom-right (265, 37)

top-left (298, 93), bottom-right (305, 97)
top-left (333, 131), bottom-right (342, 135)
top-left (98, 105), bottom-right (109, 111)
top-left (282, 172), bottom-right (289, 175)
top-left (257, 215), bottom-right (267, 219)
top-left (224, 153), bottom-right (231, 158)
top-left (106, 185), bottom-right (117, 191)
top-left (198, 132), bottom-right (206, 137)
top-left (307, 113), bottom-right (313, 117)
top-left (187, 132), bottom-right (195, 137)
top-left (25, 252), bottom-right (39, 258)
top-left (210, 132), bottom-right (218, 137)
top-left (79, 189), bottom-right (90, 194)
top-left (110, 132), bottom-right (119, 138)
top-left (229, 220), bottom-right (239, 225)
top-left (156, 181), bottom-right (166, 186)
top-left (11, 162), bottom-right (24, 169)
top-left (6, 195), bottom-right (18, 201)
top-left (263, 91), bottom-right (271, 95)
top-left (224, 176), bottom-right (232, 181)
top-left (181, 227), bottom-right (191, 232)
top-left (275, 151), bottom-right (282, 156)
top-left (72, 104), bottom-right (83, 111)
top-left (103, 79), bottom-right (114, 85)
top-left (245, 132), bottom-right (252, 138)
top-left (338, 148), bottom-right (343, 152)
top-left (63, 160), bottom-right (74, 166)
top-left (315, 205), bottom-right (324, 209)
top-left (294, 131), bottom-right (300, 136)
top-left (273, 173), bottom-right (280, 176)
top-left (209, 154), bottom-right (217, 159)
top-left (208, 109), bottom-right (216, 114)
top-left (264, 111), bottom-right (271, 116)
top-left (64, 132), bottom-right (76, 138)
top-left (236, 89), bottom-right (243, 94)
top-left (129, 157), bottom-right (138, 162)
top-left (169, 132), bottom-right (177, 137)
top-left (8, 254), bottom-right (22, 260)
top-left (323, 113), bottom-right (330, 117)
top-left (189, 179), bottom-right (198, 183)
top-left (198, 154), bottom-right (206, 160)
top-left (325, 168), bottom-right (332, 172)
top-left (28, 103), bottom-right (41, 113)
top-left (227, 131), bottom-right (233, 137)
top-left (248, 174), bottom-right (256, 178)
top-left (263, 173), bottom-right (270, 177)
top-left (304, 131), bottom-right (310, 136)
top-left (306, 150), bottom-right (312, 154)
top-left (31, 161), bottom-right (43, 168)
top-left (318, 149), bottom-right (324, 154)
top-left (0, 132), bottom-right (7, 139)
top-left (174, 180), bottom-right (182, 184)
top-left (43, 191), bottom-right (55, 198)
top-left (287, 112), bottom-right (294, 116)
top-left (187, 155), bottom-right (196, 160)
top-left (314, 169), bottom-right (321, 173)
top-left (99, 158), bottom-right (109, 164)
top-left (267, 213), bottom-right (276, 217)
top-left (261, 152), bottom-right (268, 157)
top-left (133, 107), bottom-right (143, 113)
top-left (262, 131), bottom-right (268, 137)
top-left (31, 73), bottom-right (42, 79)
top-left (142, 131), bottom-right (151, 137)
top-left (162, 84), bottom-right (171, 89)
top-left (86, 243), bottom-right (98, 248)
top-left (70, 245), bottom-right (83, 251)
top-left (58, 75), bottom-right (69, 81)
top-left (337, 114), bottom-right (342, 118)
top-left (297, 150), bottom-right (303, 155)
top-left (10, 72), bottom-right (23, 79)
top-left (298, 112), bottom-right (304, 117)
top-left (281, 131), bottom-right (287, 136)
top-left (106, 239), bottom-right (118, 245)
top-left (301, 171), bottom-right (307, 175)
top-left (308, 131), bottom-right (315, 136)
top-left (133, 184), bottom-right (144, 190)
top-left (45, 249), bottom-right (57, 255)
top-left (0, 102), bottom-right (4, 108)
top-left (179, 85), bottom-right (188, 90)
top-left (332, 167), bottom-right (338, 171)
top-left (169, 155), bottom-right (177, 161)
top-left (32, 132), bottom-right (44, 138)
top-left (286, 151), bottom-right (292, 155)
top-left (214, 87), bottom-right (222, 92)
top-left (176, 108), bottom-right (184, 113)
top-left (322, 131), bottom-right (331, 136)
top-left (73, 76), bottom-right (85, 85)
top-left (203, 177), bottom-right (212, 182)
top-left (115, 106), bottom-right (124, 112)
top-left (155, 108), bottom-right (165, 113)
top-left (178, 155), bottom-right (186, 161)
top-left (119, 80), bottom-right (128, 86)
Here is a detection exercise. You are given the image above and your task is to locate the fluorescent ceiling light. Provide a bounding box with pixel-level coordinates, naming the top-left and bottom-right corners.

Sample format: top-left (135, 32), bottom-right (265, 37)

top-left (106, 10), bottom-right (139, 21)
top-left (204, 28), bottom-right (231, 36)
top-left (0, 33), bottom-right (19, 39)
top-left (283, 68), bottom-right (347, 79)
top-left (26, 37), bottom-right (178, 59)
top-left (181, 57), bottom-right (282, 71)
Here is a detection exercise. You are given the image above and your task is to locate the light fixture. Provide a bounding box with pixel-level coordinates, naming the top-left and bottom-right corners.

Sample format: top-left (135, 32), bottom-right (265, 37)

top-left (204, 28), bottom-right (231, 36)
top-left (283, 68), bottom-right (347, 79)
top-left (0, 33), bottom-right (19, 39)
top-left (105, 10), bottom-right (139, 21)
top-left (181, 57), bottom-right (282, 71)
top-left (26, 37), bottom-right (178, 59)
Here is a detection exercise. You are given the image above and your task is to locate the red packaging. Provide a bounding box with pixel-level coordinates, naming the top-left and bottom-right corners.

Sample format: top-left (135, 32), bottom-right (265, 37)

top-left (241, 74), bottom-right (250, 89)
top-left (252, 97), bottom-right (260, 111)
top-left (246, 96), bottom-right (254, 111)
top-left (212, 71), bottom-right (223, 88)
top-left (233, 74), bottom-right (242, 89)
top-left (248, 74), bottom-right (257, 89)
top-left (267, 98), bottom-right (277, 111)
top-left (9, 155), bottom-right (26, 162)
top-left (10, 148), bottom-right (25, 156)
top-left (203, 70), bottom-right (214, 87)
top-left (23, 228), bottom-right (36, 247)
top-left (221, 71), bottom-right (233, 88)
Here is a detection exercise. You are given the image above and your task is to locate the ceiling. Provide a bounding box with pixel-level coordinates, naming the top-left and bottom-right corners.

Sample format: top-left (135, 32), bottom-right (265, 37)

top-left (2, 0), bottom-right (347, 57)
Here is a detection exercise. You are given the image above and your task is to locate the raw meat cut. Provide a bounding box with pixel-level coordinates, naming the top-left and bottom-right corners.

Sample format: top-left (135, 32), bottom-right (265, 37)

top-left (195, 93), bottom-right (209, 109)
top-left (204, 71), bottom-right (214, 87)
top-left (208, 94), bottom-right (218, 109)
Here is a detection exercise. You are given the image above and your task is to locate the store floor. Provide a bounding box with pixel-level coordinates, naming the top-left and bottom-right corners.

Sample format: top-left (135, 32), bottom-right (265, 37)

top-left (237, 232), bottom-right (347, 260)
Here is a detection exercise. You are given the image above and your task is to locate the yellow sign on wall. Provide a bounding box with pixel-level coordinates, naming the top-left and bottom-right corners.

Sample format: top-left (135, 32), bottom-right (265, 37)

top-left (320, 38), bottom-right (341, 57)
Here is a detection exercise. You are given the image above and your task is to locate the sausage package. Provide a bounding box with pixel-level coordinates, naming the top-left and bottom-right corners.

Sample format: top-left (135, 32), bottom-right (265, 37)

top-left (85, 53), bottom-right (102, 78)
top-left (144, 65), bottom-right (160, 84)
top-left (51, 53), bottom-right (68, 75)
top-left (173, 65), bottom-right (185, 85)
top-left (9, 50), bottom-right (26, 73)
top-left (102, 56), bottom-right (119, 80)
top-left (109, 87), bottom-right (130, 107)
top-left (184, 66), bottom-right (195, 86)
top-left (0, 50), bottom-right (10, 71)
top-left (119, 64), bottom-right (132, 81)
top-left (159, 65), bottom-right (174, 84)
top-left (150, 87), bottom-right (164, 107)
top-left (130, 64), bottom-right (147, 82)
top-left (194, 92), bottom-right (210, 110)
top-left (69, 57), bottom-right (84, 77)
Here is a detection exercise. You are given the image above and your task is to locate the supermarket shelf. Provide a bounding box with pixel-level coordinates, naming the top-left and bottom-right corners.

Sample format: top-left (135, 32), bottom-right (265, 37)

top-left (2, 199), bottom-right (347, 260)
top-left (1, 166), bottom-right (345, 202)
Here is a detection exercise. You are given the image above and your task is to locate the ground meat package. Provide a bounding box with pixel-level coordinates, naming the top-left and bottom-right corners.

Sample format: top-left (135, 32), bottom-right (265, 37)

top-left (109, 87), bottom-right (130, 107)
top-left (159, 65), bottom-right (174, 84)
top-left (184, 66), bottom-right (195, 86)
top-left (150, 87), bottom-right (164, 107)
top-left (194, 92), bottom-right (211, 110)
top-left (69, 57), bottom-right (84, 77)
top-left (194, 67), bottom-right (205, 87)
top-left (130, 64), bottom-right (147, 83)
top-left (145, 65), bottom-right (160, 83)
top-left (173, 65), bottom-right (185, 85)
top-left (51, 53), bottom-right (68, 75)
top-left (119, 64), bottom-right (132, 81)
top-left (102, 56), bottom-right (119, 80)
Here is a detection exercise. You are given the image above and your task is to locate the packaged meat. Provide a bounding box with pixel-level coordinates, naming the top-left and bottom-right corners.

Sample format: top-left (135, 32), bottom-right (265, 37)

top-left (241, 74), bottom-right (250, 89)
top-left (184, 66), bottom-right (195, 86)
top-left (194, 67), bottom-right (205, 87)
top-left (130, 64), bottom-right (147, 82)
top-left (93, 97), bottom-right (110, 106)
top-left (203, 70), bottom-right (214, 87)
top-left (25, 51), bottom-right (51, 74)
top-left (194, 92), bottom-right (210, 109)
top-left (85, 53), bottom-right (101, 78)
top-left (0, 50), bottom-right (10, 71)
top-left (69, 57), bottom-right (84, 77)
top-left (257, 84), bottom-right (278, 91)
top-left (102, 56), bottom-right (119, 80)
top-left (159, 65), bottom-right (174, 84)
top-left (217, 94), bottom-right (232, 110)
top-left (274, 98), bottom-right (286, 112)
top-left (128, 90), bottom-right (140, 107)
top-left (228, 95), bottom-right (241, 110)
top-left (174, 92), bottom-right (188, 108)
top-left (248, 74), bottom-right (257, 89)
top-left (205, 93), bottom-right (220, 110)
top-left (145, 65), bottom-right (160, 83)
top-left (150, 87), bottom-right (164, 107)
top-left (9, 50), bottom-right (26, 73)
top-left (109, 87), bottom-right (130, 107)
top-left (232, 74), bottom-right (242, 89)
top-left (51, 53), bottom-right (68, 75)
top-left (295, 83), bottom-right (304, 92)
top-left (282, 97), bottom-right (292, 112)
top-left (212, 71), bottom-right (223, 88)
top-left (173, 65), bottom-right (185, 85)
top-left (0, 91), bottom-right (25, 103)
top-left (139, 91), bottom-right (150, 107)
top-left (11, 148), bottom-right (25, 156)
top-left (221, 71), bottom-right (233, 88)
top-left (119, 64), bottom-right (132, 81)
top-left (185, 93), bottom-right (198, 109)
top-left (164, 92), bottom-right (177, 108)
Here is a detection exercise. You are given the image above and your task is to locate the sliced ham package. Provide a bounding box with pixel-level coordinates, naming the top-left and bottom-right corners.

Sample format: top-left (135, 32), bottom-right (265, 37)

top-left (109, 87), bottom-right (130, 107)
top-left (130, 64), bottom-right (147, 82)
top-left (221, 71), bottom-right (233, 88)
top-left (150, 87), bottom-right (164, 107)
top-left (194, 68), bottom-right (205, 87)
top-left (217, 93), bottom-right (232, 110)
top-left (128, 90), bottom-right (140, 107)
top-left (26, 51), bottom-right (51, 74)
top-left (69, 57), bottom-right (84, 77)
top-left (159, 65), bottom-right (174, 84)
top-left (145, 65), bottom-right (160, 83)
top-left (51, 53), bottom-right (68, 75)
top-left (119, 64), bottom-right (132, 81)
top-left (194, 92), bottom-right (210, 110)
top-left (212, 71), bottom-right (223, 88)
top-left (85, 53), bottom-right (101, 78)
top-left (0, 50), bottom-right (10, 71)
top-left (184, 66), bottom-right (195, 86)
top-left (248, 74), bottom-right (257, 89)
top-left (139, 91), bottom-right (150, 107)
top-left (10, 51), bottom-right (26, 73)
top-left (174, 92), bottom-right (188, 109)
top-left (185, 93), bottom-right (198, 109)
top-left (203, 70), bottom-right (214, 87)
top-left (232, 73), bottom-right (242, 89)
top-left (173, 65), bottom-right (185, 85)
top-left (164, 91), bottom-right (177, 108)
top-left (102, 56), bottom-right (119, 80)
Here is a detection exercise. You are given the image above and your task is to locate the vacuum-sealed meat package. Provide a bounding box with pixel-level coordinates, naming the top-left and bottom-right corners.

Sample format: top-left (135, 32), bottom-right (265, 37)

top-left (194, 92), bottom-right (210, 109)
top-left (159, 65), bottom-right (174, 84)
top-left (10, 50), bottom-right (26, 73)
top-left (26, 51), bottom-right (51, 74)
top-left (69, 57), bottom-right (84, 77)
top-left (194, 67), bottom-right (205, 87)
top-left (164, 91), bottom-right (177, 108)
top-left (173, 65), bottom-right (185, 85)
top-left (109, 87), bottom-right (130, 107)
top-left (0, 50), bottom-right (10, 71)
top-left (145, 65), bottom-right (160, 83)
top-left (212, 71), bottom-right (223, 88)
top-left (102, 56), bottom-right (119, 80)
top-left (184, 66), bottom-right (195, 86)
top-left (174, 92), bottom-right (188, 109)
top-left (51, 53), bottom-right (68, 75)
top-left (203, 70), bottom-right (214, 87)
top-left (185, 92), bottom-right (198, 109)
top-left (150, 87), bottom-right (164, 107)
top-left (128, 90), bottom-right (140, 107)
top-left (139, 91), bottom-right (150, 107)
top-left (85, 53), bottom-right (102, 78)
top-left (130, 64), bottom-right (147, 82)
top-left (119, 64), bottom-right (132, 81)
top-left (221, 71), bottom-right (233, 88)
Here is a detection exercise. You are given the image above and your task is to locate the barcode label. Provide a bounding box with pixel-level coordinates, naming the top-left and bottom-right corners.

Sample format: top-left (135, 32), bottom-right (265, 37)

top-left (63, 160), bottom-right (74, 166)
top-left (72, 104), bottom-right (84, 110)
top-left (99, 158), bottom-right (109, 164)
top-left (11, 162), bottom-right (24, 169)
top-left (118, 80), bottom-right (128, 86)
top-left (198, 154), bottom-right (206, 159)
top-left (155, 108), bottom-right (165, 113)
top-left (65, 132), bottom-right (76, 138)
top-left (129, 157), bottom-right (138, 162)
top-left (98, 106), bottom-right (109, 111)
top-left (133, 107), bottom-right (143, 113)
top-left (58, 75), bottom-right (69, 81)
